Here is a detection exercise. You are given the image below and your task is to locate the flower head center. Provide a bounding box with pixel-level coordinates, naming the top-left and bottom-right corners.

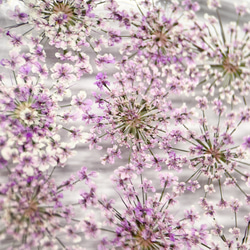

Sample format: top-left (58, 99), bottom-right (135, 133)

top-left (206, 147), bottom-right (222, 162)
top-left (13, 101), bottom-right (38, 125)
top-left (152, 30), bottom-right (168, 47)
top-left (124, 110), bottom-right (141, 128)
top-left (222, 57), bottom-right (239, 74)
top-left (53, 2), bottom-right (74, 20)
top-left (24, 199), bottom-right (39, 217)
top-left (134, 226), bottom-right (154, 249)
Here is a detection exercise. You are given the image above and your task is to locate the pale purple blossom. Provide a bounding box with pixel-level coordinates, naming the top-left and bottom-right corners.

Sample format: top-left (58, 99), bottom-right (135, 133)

top-left (207, 0), bottom-right (221, 9)
top-left (95, 54), bottom-right (115, 70)
top-left (243, 136), bottom-right (250, 149)
top-left (8, 5), bottom-right (28, 23)
top-left (1, 0), bottom-right (250, 249)
top-left (51, 63), bottom-right (77, 82)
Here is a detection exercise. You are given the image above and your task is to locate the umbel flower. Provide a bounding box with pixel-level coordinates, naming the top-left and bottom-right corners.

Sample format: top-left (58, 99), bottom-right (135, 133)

top-left (23, 0), bottom-right (98, 39)
top-left (0, 78), bottom-right (59, 174)
top-left (86, 60), bottom-right (192, 168)
top-left (200, 203), bottom-right (250, 249)
top-left (0, 164), bottom-right (97, 249)
top-left (34, 0), bottom-right (99, 49)
top-left (96, 166), bottom-right (209, 249)
top-left (8, 0), bottom-right (124, 52)
top-left (189, 2), bottom-right (250, 104)
top-left (38, 0), bottom-right (86, 27)
top-left (120, 0), bottom-right (199, 73)
top-left (0, 55), bottom-right (90, 174)
top-left (4, 0), bottom-right (123, 77)
top-left (0, 169), bottom-right (82, 249)
top-left (169, 97), bottom-right (250, 206)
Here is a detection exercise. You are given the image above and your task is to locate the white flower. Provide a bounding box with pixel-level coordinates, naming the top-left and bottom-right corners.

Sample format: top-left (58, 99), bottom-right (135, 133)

top-left (204, 184), bottom-right (216, 194)
top-left (207, 0), bottom-right (221, 10)
top-left (1, 147), bottom-right (18, 161)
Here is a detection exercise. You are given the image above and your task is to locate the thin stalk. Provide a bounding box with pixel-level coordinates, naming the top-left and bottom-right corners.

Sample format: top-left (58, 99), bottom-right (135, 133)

top-left (140, 174), bottom-right (145, 205)
top-left (57, 179), bottom-right (80, 192)
top-left (218, 179), bottom-right (224, 201)
top-left (216, 9), bottom-right (226, 44)
top-left (159, 182), bottom-right (167, 203)
top-left (99, 228), bottom-right (116, 233)
top-left (242, 222), bottom-right (250, 244)
top-left (234, 211), bottom-right (238, 229)
top-left (200, 243), bottom-right (211, 249)
top-left (224, 170), bottom-right (248, 197)
top-left (60, 104), bottom-right (72, 108)
top-left (185, 165), bottom-right (203, 183)
top-left (229, 119), bottom-right (243, 136)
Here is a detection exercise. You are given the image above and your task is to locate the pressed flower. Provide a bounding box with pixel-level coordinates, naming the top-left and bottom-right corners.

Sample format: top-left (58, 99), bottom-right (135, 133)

top-left (51, 62), bottom-right (77, 83)
top-left (0, 81), bottom-right (57, 173)
top-left (0, 60), bottom-right (90, 174)
top-left (0, 169), bottom-right (84, 249)
top-left (1, 0), bottom-right (250, 248)
top-left (242, 136), bottom-right (250, 149)
top-left (1, 48), bottom-right (25, 70)
top-left (94, 167), bottom-right (209, 249)
top-left (189, 2), bottom-right (250, 104)
top-left (8, 5), bottom-right (29, 23)
top-left (85, 60), bottom-right (193, 170)
top-left (2, 0), bottom-right (125, 80)
top-left (25, 0), bottom-right (98, 34)
top-left (169, 98), bottom-right (250, 208)
top-left (86, 65), bottom-right (164, 168)
top-left (120, 0), bottom-right (197, 71)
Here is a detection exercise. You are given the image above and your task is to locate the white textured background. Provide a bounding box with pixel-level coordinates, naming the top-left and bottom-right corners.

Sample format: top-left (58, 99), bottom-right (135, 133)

top-left (0, 0), bottom-right (250, 249)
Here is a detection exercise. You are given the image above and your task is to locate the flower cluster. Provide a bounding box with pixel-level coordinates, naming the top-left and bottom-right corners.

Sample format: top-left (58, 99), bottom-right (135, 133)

top-left (95, 167), bottom-right (209, 249)
top-left (0, 166), bottom-right (97, 249)
top-left (188, 1), bottom-right (250, 104)
top-left (169, 97), bottom-right (250, 207)
top-left (1, 0), bottom-right (250, 249)
top-left (21, 0), bottom-right (104, 51)
top-left (89, 64), bottom-right (169, 159)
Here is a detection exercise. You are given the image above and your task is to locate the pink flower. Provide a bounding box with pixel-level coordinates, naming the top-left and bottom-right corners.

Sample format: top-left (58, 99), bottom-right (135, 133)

top-left (51, 63), bottom-right (76, 82)
top-left (8, 5), bottom-right (28, 23)
top-left (95, 54), bottom-right (115, 70)
top-left (243, 136), bottom-right (250, 149)
top-left (71, 91), bottom-right (92, 112)
top-left (1, 49), bottom-right (25, 70)
top-left (207, 0), bottom-right (221, 10)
